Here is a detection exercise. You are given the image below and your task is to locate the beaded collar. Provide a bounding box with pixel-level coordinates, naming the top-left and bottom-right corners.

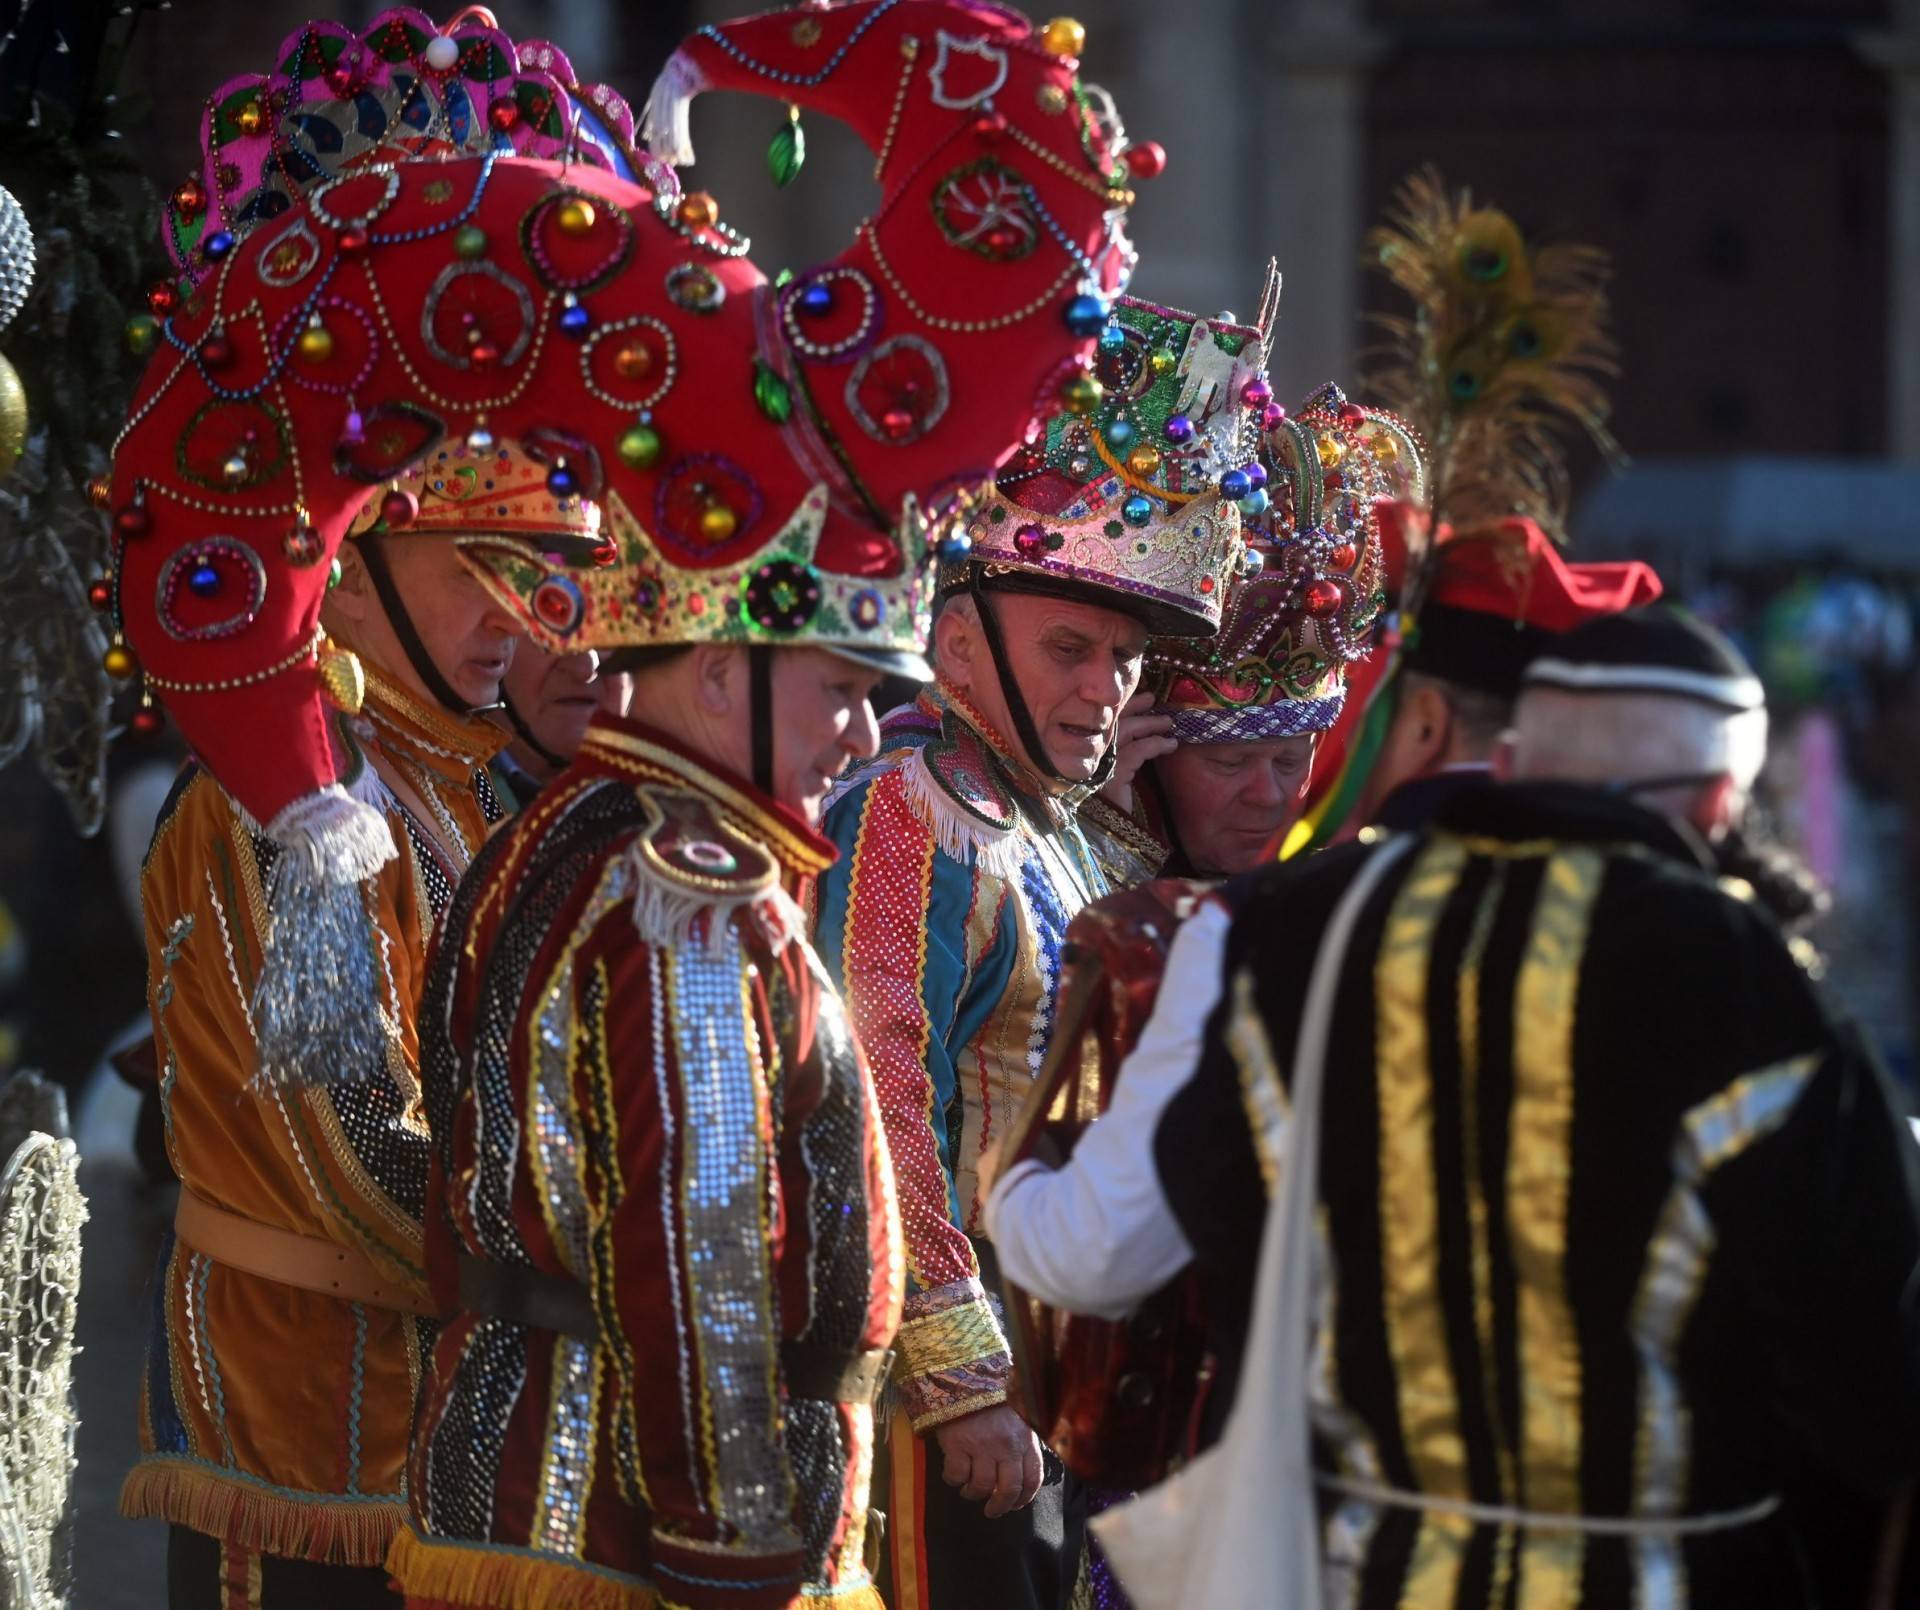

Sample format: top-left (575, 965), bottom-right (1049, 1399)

top-left (574, 713), bottom-right (836, 884)
top-left (923, 680), bottom-right (1097, 819)
top-left (357, 658), bottom-right (508, 785)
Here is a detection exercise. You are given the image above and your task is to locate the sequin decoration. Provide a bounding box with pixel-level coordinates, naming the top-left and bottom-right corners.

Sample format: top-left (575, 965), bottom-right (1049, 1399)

top-left (421, 260), bottom-right (538, 371)
top-left (533, 1336), bottom-right (599, 1556)
top-left (422, 1318), bottom-right (529, 1542)
top-left (740, 558), bottom-right (821, 635)
top-left (156, 537), bottom-right (269, 642)
top-left (845, 334), bottom-right (950, 445)
top-left (666, 927), bottom-right (795, 1550)
top-left (530, 574), bottom-right (586, 640)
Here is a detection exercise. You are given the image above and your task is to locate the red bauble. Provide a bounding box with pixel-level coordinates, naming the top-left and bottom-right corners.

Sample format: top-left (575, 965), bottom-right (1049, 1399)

top-left (147, 281), bottom-right (180, 318)
top-left (129, 706), bottom-right (166, 739)
top-left (88, 578), bottom-right (113, 612)
top-left (171, 179), bottom-right (207, 217)
top-left (1123, 141), bottom-right (1167, 180)
top-left (1304, 579), bottom-right (1343, 618)
top-left (1337, 402), bottom-right (1365, 427)
top-left (338, 228), bottom-right (370, 256)
top-left (468, 341), bottom-right (501, 369)
top-left (381, 489), bottom-right (419, 528)
top-left (114, 504), bottom-right (152, 541)
top-left (199, 332), bottom-right (234, 370)
top-left (488, 99), bottom-right (519, 132)
top-left (880, 408), bottom-right (915, 441)
top-left (972, 112), bottom-right (1007, 140)
top-left (1328, 542), bottom-right (1358, 570)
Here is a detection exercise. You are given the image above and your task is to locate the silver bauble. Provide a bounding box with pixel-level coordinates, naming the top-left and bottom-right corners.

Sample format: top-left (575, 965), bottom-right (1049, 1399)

top-left (0, 187), bottom-right (33, 334)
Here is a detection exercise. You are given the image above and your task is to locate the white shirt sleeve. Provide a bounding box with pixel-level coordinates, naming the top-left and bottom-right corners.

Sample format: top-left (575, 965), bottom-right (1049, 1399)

top-left (983, 901), bottom-right (1231, 1320)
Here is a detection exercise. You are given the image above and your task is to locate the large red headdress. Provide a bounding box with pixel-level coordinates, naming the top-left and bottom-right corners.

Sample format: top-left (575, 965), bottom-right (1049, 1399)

top-left (106, 1), bottom-right (1144, 1085)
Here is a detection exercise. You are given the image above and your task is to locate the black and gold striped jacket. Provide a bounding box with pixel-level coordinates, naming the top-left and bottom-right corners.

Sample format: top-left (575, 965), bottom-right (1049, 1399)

top-left (1158, 781), bottom-right (1920, 1609)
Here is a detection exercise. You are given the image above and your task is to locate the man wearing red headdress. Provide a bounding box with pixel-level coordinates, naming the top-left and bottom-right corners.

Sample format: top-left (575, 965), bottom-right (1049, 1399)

top-left (1349, 515), bottom-right (1662, 833)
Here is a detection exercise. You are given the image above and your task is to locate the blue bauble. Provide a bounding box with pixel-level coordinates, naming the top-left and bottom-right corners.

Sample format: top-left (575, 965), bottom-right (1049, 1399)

top-left (799, 281), bottom-right (835, 318)
top-left (938, 532), bottom-right (974, 563)
top-left (1122, 493), bottom-right (1154, 527)
top-left (202, 230), bottom-right (236, 261)
top-left (547, 465), bottom-right (578, 498)
top-left (1238, 487), bottom-right (1269, 517)
top-left (1104, 417), bottom-right (1136, 449)
top-left (188, 564), bottom-right (221, 597)
top-left (1063, 293), bottom-right (1109, 337)
top-left (558, 303), bottom-right (592, 340)
top-left (1220, 468), bottom-right (1252, 501)
top-left (1096, 323), bottom-right (1127, 356)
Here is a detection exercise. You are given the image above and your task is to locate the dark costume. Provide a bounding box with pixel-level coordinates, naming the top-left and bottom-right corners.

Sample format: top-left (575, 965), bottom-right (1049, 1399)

top-left (1156, 781), bottom-right (1920, 1606)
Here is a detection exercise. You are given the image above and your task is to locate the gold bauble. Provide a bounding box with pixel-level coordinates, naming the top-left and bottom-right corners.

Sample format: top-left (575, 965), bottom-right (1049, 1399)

top-left (1038, 16), bottom-right (1086, 55)
top-left (698, 502), bottom-right (738, 543)
top-left (103, 641), bottom-right (138, 680)
top-left (613, 341), bottom-right (653, 379)
top-left (1370, 434), bottom-right (1400, 464)
top-left (677, 191), bottom-right (719, 230)
top-left (555, 197), bottom-right (596, 235)
top-left (1148, 350), bottom-right (1177, 379)
top-left (0, 353), bottom-right (25, 481)
top-left (234, 98), bottom-right (266, 137)
top-left (296, 321), bottom-right (335, 363)
top-left (319, 647), bottom-right (366, 714)
top-left (1060, 373), bottom-right (1103, 416)
top-left (1315, 435), bottom-right (1345, 467)
top-left (1126, 444), bottom-right (1162, 478)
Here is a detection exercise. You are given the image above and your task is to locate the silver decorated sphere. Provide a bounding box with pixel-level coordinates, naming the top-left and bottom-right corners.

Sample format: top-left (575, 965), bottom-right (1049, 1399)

top-left (0, 185), bottom-right (32, 334)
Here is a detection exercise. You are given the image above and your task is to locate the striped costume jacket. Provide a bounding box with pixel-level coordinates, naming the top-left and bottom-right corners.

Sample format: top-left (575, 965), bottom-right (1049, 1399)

top-left (393, 716), bottom-right (901, 1610)
top-left (126, 666), bottom-right (505, 1567)
top-left (1159, 781), bottom-right (1920, 1609)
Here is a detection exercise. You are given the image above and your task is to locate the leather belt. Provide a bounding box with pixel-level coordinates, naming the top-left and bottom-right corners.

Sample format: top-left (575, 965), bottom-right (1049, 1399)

top-left (174, 1188), bottom-right (439, 1317)
top-left (457, 1254), bottom-right (894, 1404)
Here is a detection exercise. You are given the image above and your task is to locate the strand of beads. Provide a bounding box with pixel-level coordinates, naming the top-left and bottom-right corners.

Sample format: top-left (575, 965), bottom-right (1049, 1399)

top-left (692, 0), bottom-right (905, 88)
top-left (870, 38), bottom-right (920, 182)
top-left (651, 191), bottom-right (751, 259)
top-left (862, 223), bottom-right (1078, 335)
top-left (143, 625), bottom-right (325, 694)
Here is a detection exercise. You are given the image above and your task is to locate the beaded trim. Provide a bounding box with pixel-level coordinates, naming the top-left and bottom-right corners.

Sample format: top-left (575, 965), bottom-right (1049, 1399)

top-left (143, 625), bottom-right (323, 693)
top-left (691, 0), bottom-right (905, 88)
top-left (862, 221), bottom-right (1078, 335)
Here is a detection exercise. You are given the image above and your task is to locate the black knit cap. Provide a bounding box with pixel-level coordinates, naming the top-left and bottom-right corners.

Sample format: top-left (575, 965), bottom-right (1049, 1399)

top-left (1522, 602), bottom-right (1765, 713)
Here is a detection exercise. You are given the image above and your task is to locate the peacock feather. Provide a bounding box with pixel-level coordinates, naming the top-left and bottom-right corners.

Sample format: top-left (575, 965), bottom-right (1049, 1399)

top-left (1363, 166), bottom-right (1620, 595)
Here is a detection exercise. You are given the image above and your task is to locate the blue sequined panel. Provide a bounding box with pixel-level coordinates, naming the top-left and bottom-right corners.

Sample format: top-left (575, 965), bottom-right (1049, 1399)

top-left (1017, 850), bottom-right (1074, 1080)
top-left (423, 1317), bottom-right (528, 1543)
top-left (667, 926), bottom-right (795, 1552)
top-left (533, 1337), bottom-right (597, 1556)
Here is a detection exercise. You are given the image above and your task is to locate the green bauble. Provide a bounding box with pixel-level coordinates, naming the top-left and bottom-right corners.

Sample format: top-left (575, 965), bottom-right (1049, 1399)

top-left (618, 424), bottom-right (664, 468)
top-left (768, 110), bottom-right (805, 189)
top-left (753, 360), bottom-right (794, 424)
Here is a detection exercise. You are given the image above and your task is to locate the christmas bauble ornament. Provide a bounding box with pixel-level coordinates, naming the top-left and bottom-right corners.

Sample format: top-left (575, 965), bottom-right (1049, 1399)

top-left (677, 192), bottom-right (719, 230)
top-left (613, 341), bottom-right (653, 379)
top-left (296, 317), bottom-right (335, 363)
top-left (199, 331), bottom-right (234, 370)
top-left (129, 704), bottom-right (165, 738)
top-left (114, 503), bottom-right (151, 541)
top-left (0, 186), bottom-right (34, 335)
top-left (125, 315), bottom-right (158, 356)
top-left (201, 229), bottom-right (236, 262)
top-left (1103, 417), bottom-right (1136, 449)
top-left (171, 178), bottom-right (207, 218)
top-left (546, 462), bottom-right (578, 497)
top-left (1123, 141), bottom-right (1167, 180)
top-left (234, 99), bottom-right (266, 137)
top-left (1039, 17), bottom-right (1086, 56)
top-left (88, 578), bottom-right (113, 611)
top-left (1329, 542), bottom-right (1358, 570)
top-left (488, 99), bottom-right (519, 133)
top-left (1219, 468), bottom-right (1251, 501)
top-left (1126, 444), bottom-right (1161, 478)
top-left (147, 281), bottom-right (180, 319)
top-left (103, 641), bottom-right (138, 679)
top-left (1304, 579), bottom-right (1342, 617)
top-left (769, 106), bottom-right (806, 188)
top-left (1121, 493), bottom-right (1154, 527)
top-left (0, 352), bottom-right (25, 479)
top-left (1060, 373), bottom-right (1102, 415)
top-left (1063, 293), bottom-right (1107, 336)
top-left (555, 198), bottom-right (597, 236)
top-left (1242, 376), bottom-right (1273, 409)
top-left (423, 32), bottom-right (461, 72)
top-left (1149, 350), bottom-right (1177, 379)
top-left (698, 502), bottom-right (737, 543)
top-left (380, 489), bottom-right (418, 528)
top-left (618, 424), bottom-right (663, 467)
top-left (558, 301), bottom-right (592, 339)
top-left (454, 225), bottom-right (488, 260)
top-left (1163, 413), bottom-right (1194, 444)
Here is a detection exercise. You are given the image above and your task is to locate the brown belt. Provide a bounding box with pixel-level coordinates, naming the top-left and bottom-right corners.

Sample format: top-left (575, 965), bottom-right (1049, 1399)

top-left (457, 1254), bottom-right (895, 1404)
top-left (174, 1188), bottom-right (439, 1317)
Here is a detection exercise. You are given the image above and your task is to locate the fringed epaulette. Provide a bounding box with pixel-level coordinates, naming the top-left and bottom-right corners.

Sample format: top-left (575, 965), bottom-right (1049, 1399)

top-left (620, 781), bottom-right (805, 953)
top-left (873, 722), bottom-right (1029, 882)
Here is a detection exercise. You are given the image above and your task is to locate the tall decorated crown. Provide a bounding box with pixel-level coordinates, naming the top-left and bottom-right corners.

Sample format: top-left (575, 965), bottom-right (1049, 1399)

top-left (1148, 381), bottom-right (1425, 741)
top-left (102, 0), bottom-right (1144, 1085)
top-left (951, 288), bottom-right (1274, 636)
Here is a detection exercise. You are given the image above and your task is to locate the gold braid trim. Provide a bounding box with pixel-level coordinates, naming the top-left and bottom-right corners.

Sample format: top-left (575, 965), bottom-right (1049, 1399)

top-left (895, 1294), bottom-right (1008, 1380)
top-left (120, 1457), bottom-right (404, 1568)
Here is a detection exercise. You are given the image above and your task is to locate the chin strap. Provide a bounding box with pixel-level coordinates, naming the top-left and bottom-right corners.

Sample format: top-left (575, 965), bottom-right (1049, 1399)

top-left (967, 574), bottom-right (1078, 787)
top-left (749, 644), bottom-right (774, 794)
top-left (502, 693), bottom-right (569, 772)
top-left (355, 536), bottom-right (494, 718)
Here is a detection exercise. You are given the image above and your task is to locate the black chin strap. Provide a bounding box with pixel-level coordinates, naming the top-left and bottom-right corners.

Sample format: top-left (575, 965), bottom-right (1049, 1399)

top-left (967, 575), bottom-right (1076, 786)
top-left (502, 693), bottom-right (569, 772)
top-left (748, 644), bottom-right (774, 794)
top-left (356, 536), bottom-right (494, 717)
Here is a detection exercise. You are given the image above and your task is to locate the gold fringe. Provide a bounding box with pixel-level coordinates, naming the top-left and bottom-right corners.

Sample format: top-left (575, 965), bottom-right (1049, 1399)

top-left (120, 1458), bottom-right (404, 1567)
top-left (387, 1526), bottom-right (888, 1610)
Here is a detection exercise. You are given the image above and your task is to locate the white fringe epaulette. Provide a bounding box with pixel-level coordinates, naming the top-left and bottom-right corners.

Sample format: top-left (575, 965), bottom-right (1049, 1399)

top-left (846, 745), bottom-right (1028, 884)
top-left (618, 839), bottom-right (807, 957)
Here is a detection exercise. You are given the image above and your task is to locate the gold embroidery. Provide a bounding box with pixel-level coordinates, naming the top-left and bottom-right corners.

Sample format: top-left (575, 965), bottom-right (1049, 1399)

top-left (1375, 839), bottom-right (1469, 1599)
top-left (895, 1296), bottom-right (1006, 1380)
top-left (1508, 848), bottom-right (1602, 1600)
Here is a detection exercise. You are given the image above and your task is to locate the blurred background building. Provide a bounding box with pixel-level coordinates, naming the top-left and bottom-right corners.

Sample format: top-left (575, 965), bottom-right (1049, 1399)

top-left (2, 1), bottom-right (1918, 1601)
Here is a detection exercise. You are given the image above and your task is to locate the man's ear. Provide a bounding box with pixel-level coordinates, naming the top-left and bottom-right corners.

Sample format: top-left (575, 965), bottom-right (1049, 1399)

top-left (321, 540), bottom-right (376, 634)
top-left (1686, 773), bottom-right (1740, 841)
top-left (687, 643), bottom-right (741, 717)
top-left (933, 594), bottom-right (977, 691)
top-left (1403, 680), bottom-right (1452, 768)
